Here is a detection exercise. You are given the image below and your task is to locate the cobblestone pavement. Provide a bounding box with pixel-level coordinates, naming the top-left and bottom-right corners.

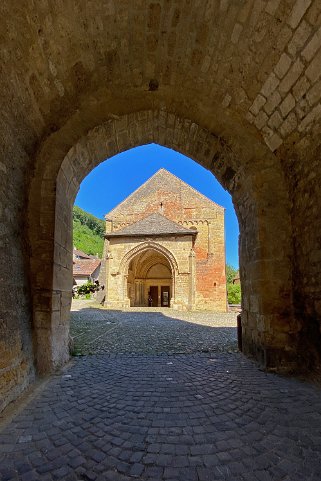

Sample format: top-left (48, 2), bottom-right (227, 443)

top-left (70, 301), bottom-right (238, 355)
top-left (1, 304), bottom-right (321, 481)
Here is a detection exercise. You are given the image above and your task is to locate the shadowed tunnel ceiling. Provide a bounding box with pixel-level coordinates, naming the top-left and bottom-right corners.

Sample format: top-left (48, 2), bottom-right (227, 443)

top-left (1, 0), bottom-right (321, 412)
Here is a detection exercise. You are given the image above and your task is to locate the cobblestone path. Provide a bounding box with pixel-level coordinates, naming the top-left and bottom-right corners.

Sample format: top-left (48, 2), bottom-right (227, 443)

top-left (1, 304), bottom-right (321, 481)
top-left (69, 301), bottom-right (238, 355)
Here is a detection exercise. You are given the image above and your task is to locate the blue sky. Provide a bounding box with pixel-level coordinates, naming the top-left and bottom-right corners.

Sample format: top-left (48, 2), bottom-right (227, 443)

top-left (75, 144), bottom-right (239, 268)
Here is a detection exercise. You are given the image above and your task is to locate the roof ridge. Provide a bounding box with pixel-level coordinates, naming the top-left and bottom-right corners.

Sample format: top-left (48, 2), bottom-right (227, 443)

top-left (138, 211), bottom-right (189, 228)
top-left (106, 212), bottom-right (196, 237)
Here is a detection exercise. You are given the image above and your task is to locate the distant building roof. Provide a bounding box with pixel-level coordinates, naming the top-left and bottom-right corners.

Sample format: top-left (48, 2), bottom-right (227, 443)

top-left (73, 259), bottom-right (101, 277)
top-left (105, 213), bottom-right (197, 238)
top-left (73, 247), bottom-right (99, 260)
top-left (73, 248), bottom-right (92, 259)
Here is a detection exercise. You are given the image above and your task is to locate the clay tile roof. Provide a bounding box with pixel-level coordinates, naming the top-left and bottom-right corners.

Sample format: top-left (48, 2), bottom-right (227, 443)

top-left (106, 213), bottom-right (197, 238)
top-left (73, 259), bottom-right (101, 276)
top-left (73, 248), bottom-right (92, 259)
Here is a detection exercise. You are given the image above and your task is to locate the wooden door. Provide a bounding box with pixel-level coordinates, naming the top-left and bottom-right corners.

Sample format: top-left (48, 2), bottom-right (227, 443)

top-left (149, 286), bottom-right (158, 307)
top-left (161, 286), bottom-right (170, 307)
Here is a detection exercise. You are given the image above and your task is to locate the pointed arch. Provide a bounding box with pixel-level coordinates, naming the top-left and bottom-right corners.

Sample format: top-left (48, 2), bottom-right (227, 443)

top-left (119, 241), bottom-right (179, 277)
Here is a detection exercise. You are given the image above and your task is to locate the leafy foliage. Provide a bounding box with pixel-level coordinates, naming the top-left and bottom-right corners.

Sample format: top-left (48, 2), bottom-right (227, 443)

top-left (226, 263), bottom-right (239, 284)
top-left (73, 281), bottom-right (101, 297)
top-left (226, 263), bottom-right (241, 304)
top-left (227, 283), bottom-right (241, 304)
top-left (73, 206), bottom-right (104, 257)
top-left (73, 206), bottom-right (105, 236)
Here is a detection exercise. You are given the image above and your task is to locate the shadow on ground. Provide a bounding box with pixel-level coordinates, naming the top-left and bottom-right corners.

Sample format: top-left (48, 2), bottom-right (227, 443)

top-left (70, 307), bottom-right (238, 356)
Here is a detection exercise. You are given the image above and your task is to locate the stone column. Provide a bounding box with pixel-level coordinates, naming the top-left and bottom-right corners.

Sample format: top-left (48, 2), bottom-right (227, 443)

top-left (189, 248), bottom-right (196, 309)
top-left (102, 250), bottom-right (112, 307)
top-left (170, 275), bottom-right (175, 307)
top-left (134, 280), bottom-right (139, 306)
top-left (123, 274), bottom-right (130, 307)
top-left (140, 281), bottom-right (144, 306)
top-left (96, 239), bottom-right (108, 304)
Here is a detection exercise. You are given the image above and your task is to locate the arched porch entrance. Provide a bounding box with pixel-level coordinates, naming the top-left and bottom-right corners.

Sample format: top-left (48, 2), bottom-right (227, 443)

top-left (101, 240), bottom-right (181, 310)
top-left (127, 248), bottom-right (173, 308)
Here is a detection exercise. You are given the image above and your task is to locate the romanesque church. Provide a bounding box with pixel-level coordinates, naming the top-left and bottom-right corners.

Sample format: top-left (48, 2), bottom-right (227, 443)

top-left (99, 169), bottom-right (226, 311)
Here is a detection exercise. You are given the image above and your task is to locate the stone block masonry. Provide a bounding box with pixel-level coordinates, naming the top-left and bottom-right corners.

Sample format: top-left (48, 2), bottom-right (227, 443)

top-left (1, 0), bottom-right (321, 412)
top-left (99, 169), bottom-right (227, 312)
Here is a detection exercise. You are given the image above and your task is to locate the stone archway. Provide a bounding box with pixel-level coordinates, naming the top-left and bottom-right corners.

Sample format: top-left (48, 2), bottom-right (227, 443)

top-left (27, 110), bottom-right (295, 376)
top-left (3, 1), bottom-right (321, 412)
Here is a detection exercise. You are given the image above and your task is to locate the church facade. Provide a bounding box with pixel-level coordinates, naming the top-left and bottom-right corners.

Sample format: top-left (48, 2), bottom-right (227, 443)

top-left (99, 169), bottom-right (227, 311)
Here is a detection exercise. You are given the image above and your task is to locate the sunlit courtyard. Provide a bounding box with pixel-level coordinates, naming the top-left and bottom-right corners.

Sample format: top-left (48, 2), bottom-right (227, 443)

top-left (70, 300), bottom-right (238, 356)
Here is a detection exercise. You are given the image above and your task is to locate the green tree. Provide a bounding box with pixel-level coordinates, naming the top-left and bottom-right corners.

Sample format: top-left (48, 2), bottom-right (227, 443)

top-left (227, 283), bottom-right (241, 304)
top-left (73, 205), bottom-right (105, 236)
top-left (226, 263), bottom-right (241, 304)
top-left (226, 263), bottom-right (238, 284)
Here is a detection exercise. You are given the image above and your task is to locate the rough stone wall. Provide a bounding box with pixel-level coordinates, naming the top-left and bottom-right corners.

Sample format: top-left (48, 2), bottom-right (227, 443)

top-left (0, 133), bottom-right (35, 413)
top-left (106, 170), bottom-right (227, 311)
top-left (283, 142), bottom-right (321, 368)
top-left (246, 1), bottom-right (321, 153)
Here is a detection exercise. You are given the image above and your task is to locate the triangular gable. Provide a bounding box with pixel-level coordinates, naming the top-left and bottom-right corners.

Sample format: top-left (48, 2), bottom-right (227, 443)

top-left (105, 168), bottom-right (224, 219)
